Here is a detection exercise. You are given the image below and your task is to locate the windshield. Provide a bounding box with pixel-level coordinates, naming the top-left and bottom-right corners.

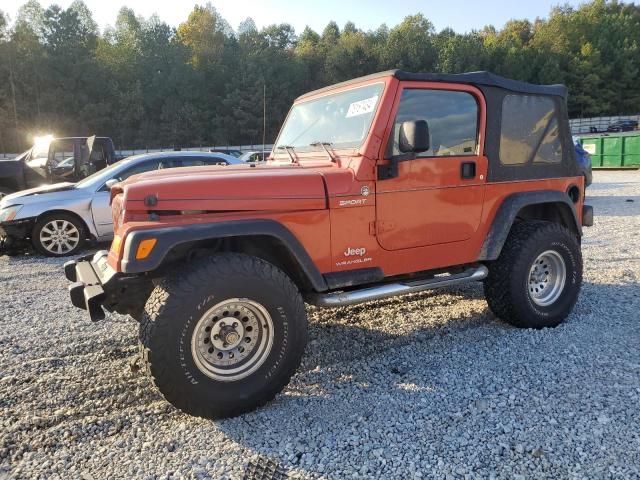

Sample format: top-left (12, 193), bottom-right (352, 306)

top-left (74, 157), bottom-right (133, 188)
top-left (31, 142), bottom-right (51, 161)
top-left (275, 83), bottom-right (384, 152)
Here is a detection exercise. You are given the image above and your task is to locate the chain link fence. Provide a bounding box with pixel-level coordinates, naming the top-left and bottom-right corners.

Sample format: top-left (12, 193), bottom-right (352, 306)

top-left (570, 114), bottom-right (640, 135)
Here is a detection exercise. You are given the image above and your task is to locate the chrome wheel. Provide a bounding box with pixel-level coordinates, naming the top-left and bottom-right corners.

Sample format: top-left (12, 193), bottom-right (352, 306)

top-left (39, 219), bottom-right (80, 255)
top-left (528, 250), bottom-right (566, 307)
top-left (191, 298), bottom-right (274, 382)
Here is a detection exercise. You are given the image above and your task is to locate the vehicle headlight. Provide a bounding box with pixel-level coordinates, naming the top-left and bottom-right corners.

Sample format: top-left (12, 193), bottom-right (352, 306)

top-left (0, 205), bottom-right (23, 223)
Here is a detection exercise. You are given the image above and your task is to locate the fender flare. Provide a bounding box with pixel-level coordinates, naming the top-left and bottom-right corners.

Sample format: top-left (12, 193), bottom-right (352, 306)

top-left (121, 219), bottom-right (328, 292)
top-left (478, 190), bottom-right (582, 261)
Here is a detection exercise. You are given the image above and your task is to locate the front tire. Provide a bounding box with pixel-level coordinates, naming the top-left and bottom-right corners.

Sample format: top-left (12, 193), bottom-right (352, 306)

top-left (483, 221), bottom-right (582, 329)
top-left (139, 253), bottom-right (308, 419)
top-left (32, 213), bottom-right (86, 257)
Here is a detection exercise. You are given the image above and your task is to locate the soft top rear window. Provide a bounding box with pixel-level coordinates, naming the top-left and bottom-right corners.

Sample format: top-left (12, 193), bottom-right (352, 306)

top-left (499, 95), bottom-right (563, 166)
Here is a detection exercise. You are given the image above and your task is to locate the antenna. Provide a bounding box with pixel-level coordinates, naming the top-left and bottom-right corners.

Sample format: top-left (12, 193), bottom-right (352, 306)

top-left (262, 82), bottom-right (266, 160)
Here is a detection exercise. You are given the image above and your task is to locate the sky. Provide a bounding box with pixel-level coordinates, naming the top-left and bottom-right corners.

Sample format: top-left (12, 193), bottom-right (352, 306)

top-left (2, 0), bottom-right (586, 33)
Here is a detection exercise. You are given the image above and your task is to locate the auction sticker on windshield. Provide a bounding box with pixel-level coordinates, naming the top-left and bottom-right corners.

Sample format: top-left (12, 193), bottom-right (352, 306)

top-left (346, 95), bottom-right (379, 118)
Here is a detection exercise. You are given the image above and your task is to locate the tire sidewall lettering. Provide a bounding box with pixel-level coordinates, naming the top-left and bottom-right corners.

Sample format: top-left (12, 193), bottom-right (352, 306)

top-left (175, 291), bottom-right (293, 388)
top-left (265, 306), bottom-right (289, 380)
top-left (523, 235), bottom-right (580, 320)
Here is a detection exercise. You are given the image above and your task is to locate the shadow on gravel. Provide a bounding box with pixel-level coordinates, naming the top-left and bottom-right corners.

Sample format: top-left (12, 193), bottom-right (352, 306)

top-left (586, 195), bottom-right (640, 216)
top-left (212, 278), bottom-right (640, 476)
top-left (302, 288), bottom-right (490, 370)
top-left (579, 280), bottom-right (640, 302)
top-left (587, 180), bottom-right (638, 191)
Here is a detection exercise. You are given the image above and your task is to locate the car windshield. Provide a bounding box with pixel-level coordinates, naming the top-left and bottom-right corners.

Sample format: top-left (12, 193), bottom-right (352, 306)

top-left (31, 141), bottom-right (51, 161)
top-left (74, 156), bottom-right (138, 188)
top-left (275, 83), bottom-right (384, 152)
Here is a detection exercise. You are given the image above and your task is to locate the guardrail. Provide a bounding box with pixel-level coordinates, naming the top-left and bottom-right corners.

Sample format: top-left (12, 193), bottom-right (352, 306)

top-left (0, 144), bottom-right (275, 160)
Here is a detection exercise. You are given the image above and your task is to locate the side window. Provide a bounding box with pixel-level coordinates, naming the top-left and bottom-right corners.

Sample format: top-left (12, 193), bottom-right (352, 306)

top-left (90, 144), bottom-right (105, 162)
top-left (114, 161), bottom-right (162, 183)
top-left (178, 157), bottom-right (215, 167)
top-left (500, 95), bottom-right (562, 165)
top-left (206, 157), bottom-right (229, 166)
top-left (386, 89), bottom-right (479, 158)
top-left (51, 141), bottom-right (75, 165)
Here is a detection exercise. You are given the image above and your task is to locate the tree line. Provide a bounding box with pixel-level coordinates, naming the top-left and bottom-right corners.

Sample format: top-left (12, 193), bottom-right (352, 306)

top-left (0, 0), bottom-right (639, 153)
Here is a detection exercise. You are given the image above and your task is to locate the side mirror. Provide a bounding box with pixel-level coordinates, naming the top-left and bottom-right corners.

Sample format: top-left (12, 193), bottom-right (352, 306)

top-left (104, 179), bottom-right (118, 190)
top-left (399, 120), bottom-right (430, 154)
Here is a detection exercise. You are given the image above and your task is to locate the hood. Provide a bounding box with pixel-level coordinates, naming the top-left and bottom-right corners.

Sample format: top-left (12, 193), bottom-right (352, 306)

top-left (120, 163), bottom-right (336, 212)
top-left (0, 156), bottom-right (26, 180)
top-left (1, 182), bottom-right (78, 207)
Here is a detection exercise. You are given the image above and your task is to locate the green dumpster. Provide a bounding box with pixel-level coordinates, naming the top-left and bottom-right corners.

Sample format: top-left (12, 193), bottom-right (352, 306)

top-left (580, 132), bottom-right (640, 169)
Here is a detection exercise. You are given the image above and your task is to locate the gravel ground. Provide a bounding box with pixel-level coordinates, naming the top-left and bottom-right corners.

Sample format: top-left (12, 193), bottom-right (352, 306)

top-left (1, 170), bottom-right (639, 479)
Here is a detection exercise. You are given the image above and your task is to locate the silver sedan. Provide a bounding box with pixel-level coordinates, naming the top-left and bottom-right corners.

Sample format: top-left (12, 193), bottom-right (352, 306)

top-left (0, 151), bottom-right (241, 256)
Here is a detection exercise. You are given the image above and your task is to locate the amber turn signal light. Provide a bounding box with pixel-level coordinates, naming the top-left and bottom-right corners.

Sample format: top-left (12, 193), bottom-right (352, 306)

top-left (110, 234), bottom-right (122, 254)
top-left (136, 238), bottom-right (157, 260)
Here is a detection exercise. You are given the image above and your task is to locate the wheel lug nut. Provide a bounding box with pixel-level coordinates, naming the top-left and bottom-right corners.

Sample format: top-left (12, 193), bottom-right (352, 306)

top-left (232, 322), bottom-right (237, 328)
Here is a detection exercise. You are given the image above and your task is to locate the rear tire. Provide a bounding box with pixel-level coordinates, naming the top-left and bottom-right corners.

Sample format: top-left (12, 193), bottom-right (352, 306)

top-left (32, 213), bottom-right (86, 257)
top-left (139, 253), bottom-right (308, 419)
top-left (483, 221), bottom-right (582, 329)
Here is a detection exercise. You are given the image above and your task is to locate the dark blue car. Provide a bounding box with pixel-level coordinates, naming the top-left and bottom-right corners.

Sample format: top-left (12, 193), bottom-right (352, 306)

top-left (573, 137), bottom-right (592, 187)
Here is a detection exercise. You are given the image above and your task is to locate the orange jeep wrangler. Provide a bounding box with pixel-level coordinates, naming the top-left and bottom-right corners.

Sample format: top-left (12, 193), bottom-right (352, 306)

top-left (65, 70), bottom-right (593, 419)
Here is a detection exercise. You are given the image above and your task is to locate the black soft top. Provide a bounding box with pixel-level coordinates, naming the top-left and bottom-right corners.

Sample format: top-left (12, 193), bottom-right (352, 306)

top-left (297, 70), bottom-right (567, 100)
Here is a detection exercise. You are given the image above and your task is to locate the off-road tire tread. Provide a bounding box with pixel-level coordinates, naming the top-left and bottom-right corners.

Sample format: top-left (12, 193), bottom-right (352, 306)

top-left (139, 252), bottom-right (307, 419)
top-left (483, 220), bottom-right (582, 328)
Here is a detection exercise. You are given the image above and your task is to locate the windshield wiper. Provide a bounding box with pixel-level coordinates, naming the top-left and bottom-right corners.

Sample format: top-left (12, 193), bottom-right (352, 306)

top-left (277, 145), bottom-right (297, 163)
top-left (310, 141), bottom-right (336, 162)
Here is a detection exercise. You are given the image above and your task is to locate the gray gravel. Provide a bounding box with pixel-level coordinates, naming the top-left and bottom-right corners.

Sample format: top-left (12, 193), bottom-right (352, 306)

top-left (1, 170), bottom-right (639, 479)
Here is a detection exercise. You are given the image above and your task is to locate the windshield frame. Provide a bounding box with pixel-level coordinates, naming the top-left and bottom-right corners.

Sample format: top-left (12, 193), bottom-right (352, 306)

top-left (73, 155), bottom-right (142, 191)
top-left (273, 82), bottom-right (385, 157)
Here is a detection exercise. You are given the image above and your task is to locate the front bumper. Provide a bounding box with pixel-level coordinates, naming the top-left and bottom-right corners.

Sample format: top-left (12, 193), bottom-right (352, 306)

top-left (64, 250), bottom-right (154, 321)
top-left (65, 251), bottom-right (117, 321)
top-left (0, 218), bottom-right (35, 255)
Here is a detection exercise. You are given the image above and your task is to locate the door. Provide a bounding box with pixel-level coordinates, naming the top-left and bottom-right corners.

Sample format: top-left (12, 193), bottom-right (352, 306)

top-left (376, 84), bottom-right (487, 250)
top-left (76, 135), bottom-right (98, 180)
top-left (24, 148), bottom-right (49, 187)
top-left (90, 158), bottom-right (169, 237)
top-left (47, 139), bottom-right (78, 183)
top-left (24, 137), bottom-right (59, 187)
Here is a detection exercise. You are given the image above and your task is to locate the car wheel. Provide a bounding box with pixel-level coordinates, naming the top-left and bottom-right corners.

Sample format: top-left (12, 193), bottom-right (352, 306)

top-left (483, 220), bottom-right (582, 329)
top-left (32, 213), bottom-right (87, 257)
top-left (139, 253), bottom-right (308, 419)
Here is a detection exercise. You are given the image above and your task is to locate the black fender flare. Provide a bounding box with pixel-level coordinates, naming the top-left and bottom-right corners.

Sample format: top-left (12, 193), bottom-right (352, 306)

top-left (120, 219), bottom-right (328, 292)
top-left (478, 190), bottom-right (582, 261)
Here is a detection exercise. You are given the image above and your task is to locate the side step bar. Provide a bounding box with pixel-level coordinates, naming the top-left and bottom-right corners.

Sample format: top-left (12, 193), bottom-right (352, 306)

top-left (309, 265), bottom-right (488, 308)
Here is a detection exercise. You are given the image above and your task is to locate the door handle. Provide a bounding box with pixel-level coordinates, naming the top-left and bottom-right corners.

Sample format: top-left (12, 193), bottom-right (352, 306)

top-left (461, 161), bottom-right (476, 179)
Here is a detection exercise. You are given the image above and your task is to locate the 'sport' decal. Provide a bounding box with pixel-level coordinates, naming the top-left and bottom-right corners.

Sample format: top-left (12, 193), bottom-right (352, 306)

top-left (339, 198), bottom-right (368, 207)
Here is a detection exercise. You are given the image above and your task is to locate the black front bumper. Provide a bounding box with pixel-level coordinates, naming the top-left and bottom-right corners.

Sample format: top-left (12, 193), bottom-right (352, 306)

top-left (65, 250), bottom-right (154, 321)
top-left (0, 218), bottom-right (35, 255)
top-left (65, 251), bottom-right (118, 321)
